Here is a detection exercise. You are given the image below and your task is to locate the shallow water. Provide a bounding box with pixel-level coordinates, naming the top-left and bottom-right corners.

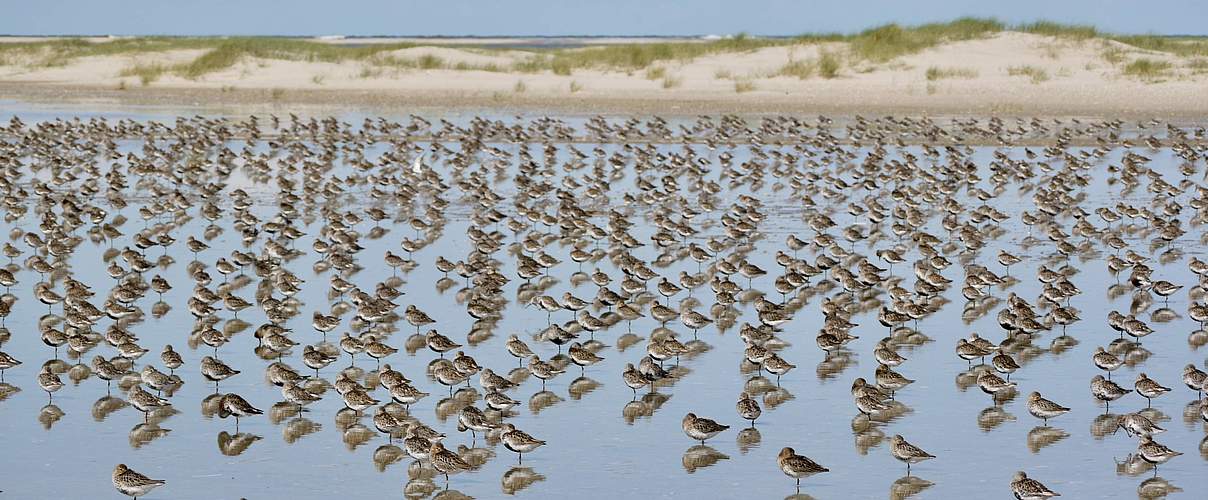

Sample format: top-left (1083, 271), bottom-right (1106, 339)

top-left (0, 107), bottom-right (1205, 499)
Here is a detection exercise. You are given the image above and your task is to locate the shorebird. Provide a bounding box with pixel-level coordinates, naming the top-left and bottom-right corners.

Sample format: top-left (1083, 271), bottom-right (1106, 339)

top-left (0, 351), bottom-right (20, 381)
top-left (1183, 364), bottom-right (1207, 399)
top-left (200, 356), bottom-right (239, 389)
top-left (736, 392), bottom-right (761, 425)
top-left (777, 447), bottom-right (828, 492)
top-left (682, 413), bottom-right (729, 444)
top-left (1133, 373), bottom-right (1171, 407)
top-left (890, 434), bottom-right (935, 473)
top-left (1137, 436), bottom-right (1182, 468)
top-left (429, 441), bottom-right (471, 481)
top-left (500, 422), bottom-right (546, 463)
top-left (112, 464), bottom-right (166, 499)
top-left (528, 355), bottom-right (565, 389)
top-left (218, 393), bottom-right (263, 431)
top-left (1010, 471), bottom-right (1060, 499)
top-left (127, 385), bottom-right (171, 421)
top-left (1027, 392), bottom-right (1070, 424)
top-left (1115, 412), bottom-right (1165, 438)
top-left (1091, 374), bottom-right (1132, 409)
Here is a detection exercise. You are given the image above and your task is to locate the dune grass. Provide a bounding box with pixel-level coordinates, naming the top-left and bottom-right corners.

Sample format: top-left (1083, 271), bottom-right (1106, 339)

top-left (1007, 65), bottom-right (1050, 83)
top-left (777, 60), bottom-right (815, 79)
top-left (1122, 58), bottom-right (1172, 80)
top-left (734, 79), bottom-right (756, 93)
top-left (817, 50), bottom-right (841, 78)
top-left (118, 63), bottom-right (170, 86)
top-left (847, 17), bottom-right (1004, 63)
top-left (1016, 21), bottom-right (1098, 40)
top-left (1, 19), bottom-right (1206, 82)
top-left (925, 66), bottom-right (978, 80)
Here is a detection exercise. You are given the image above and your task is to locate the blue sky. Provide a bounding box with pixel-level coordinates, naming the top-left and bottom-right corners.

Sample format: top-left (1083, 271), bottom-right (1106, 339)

top-left (2, 0), bottom-right (1204, 36)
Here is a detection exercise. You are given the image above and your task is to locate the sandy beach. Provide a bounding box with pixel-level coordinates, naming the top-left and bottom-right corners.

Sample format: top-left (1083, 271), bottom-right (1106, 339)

top-left (2, 32), bottom-right (1206, 116)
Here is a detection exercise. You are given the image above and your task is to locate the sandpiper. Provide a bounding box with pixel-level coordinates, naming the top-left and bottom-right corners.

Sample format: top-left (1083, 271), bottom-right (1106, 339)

top-left (112, 464), bottom-right (166, 499)
top-left (218, 393), bottom-right (263, 430)
top-left (1183, 363), bottom-right (1206, 398)
top-left (1091, 346), bottom-right (1123, 378)
top-left (1133, 373), bottom-right (1171, 407)
top-left (1137, 436), bottom-right (1182, 467)
top-left (528, 355), bottom-right (565, 389)
top-left (777, 447), bottom-right (828, 491)
top-left (977, 370), bottom-right (1017, 403)
top-left (426, 330), bottom-right (461, 357)
top-left (682, 412), bottom-right (729, 444)
top-left (890, 434), bottom-right (935, 473)
top-left (1027, 391), bottom-right (1070, 424)
top-left (622, 363), bottom-right (649, 395)
top-left (0, 351), bottom-right (20, 381)
top-left (500, 422), bottom-right (546, 463)
top-left (429, 441), bottom-right (471, 481)
top-left (1010, 471), bottom-right (1060, 499)
top-left (1115, 412), bottom-right (1165, 438)
top-left (736, 392), bottom-right (761, 425)
top-left (1091, 374), bottom-right (1132, 408)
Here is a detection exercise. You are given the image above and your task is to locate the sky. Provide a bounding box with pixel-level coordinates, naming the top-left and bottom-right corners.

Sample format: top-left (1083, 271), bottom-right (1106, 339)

top-left (2, 0), bottom-right (1205, 37)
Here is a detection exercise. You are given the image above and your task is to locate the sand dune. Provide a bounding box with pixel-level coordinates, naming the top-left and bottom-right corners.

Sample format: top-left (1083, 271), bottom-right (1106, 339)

top-left (1, 33), bottom-right (1205, 115)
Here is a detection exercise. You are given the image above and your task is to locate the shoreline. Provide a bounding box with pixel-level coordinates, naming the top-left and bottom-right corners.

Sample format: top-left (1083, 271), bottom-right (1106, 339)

top-left (3, 82), bottom-right (1207, 120)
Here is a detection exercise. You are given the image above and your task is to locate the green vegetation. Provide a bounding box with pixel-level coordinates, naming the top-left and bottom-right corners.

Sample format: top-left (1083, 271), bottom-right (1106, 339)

top-left (776, 60), bottom-right (814, 79)
top-left (660, 75), bottom-right (682, 89)
top-left (713, 68), bottom-right (733, 79)
top-left (734, 79), bottom-right (756, 93)
top-left (1, 19), bottom-right (1206, 82)
top-left (925, 66), bottom-right (977, 80)
top-left (1007, 65), bottom-right (1050, 83)
top-left (1016, 21), bottom-right (1098, 39)
top-left (817, 50), bottom-right (841, 78)
top-left (118, 63), bottom-right (169, 86)
top-left (644, 66), bottom-right (667, 80)
top-left (847, 17), bottom-right (1003, 63)
top-left (569, 80), bottom-right (583, 93)
top-left (1110, 35), bottom-right (1208, 57)
top-left (1122, 58), bottom-right (1172, 80)
top-left (513, 79), bottom-right (527, 93)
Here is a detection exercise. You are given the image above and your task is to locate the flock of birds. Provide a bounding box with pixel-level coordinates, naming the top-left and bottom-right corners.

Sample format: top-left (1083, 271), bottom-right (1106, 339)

top-left (0, 113), bottom-right (1205, 499)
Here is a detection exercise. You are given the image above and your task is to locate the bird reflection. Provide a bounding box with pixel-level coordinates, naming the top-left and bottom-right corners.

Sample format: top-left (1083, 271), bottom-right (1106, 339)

top-left (501, 466), bottom-right (546, 495)
top-left (129, 422), bottom-right (171, 448)
top-left (1115, 453), bottom-right (1155, 477)
top-left (0, 382), bottom-right (20, 401)
top-left (432, 489), bottom-right (472, 500)
top-left (567, 376), bottom-right (600, 400)
top-left (682, 444), bottom-right (729, 473)
top-left (91, 395), bottom-right (127, 421)
top-left (1091, 413), bottom-right (1120, 439)
top-left (852, 415), bottom-right (886, 455)
top-left (342, 423), bottom-right (375, 450)
top-left (977, 405), bottom-right (1015, 432)
top-left (1026, 425), bottom-right (1069, 453)
top-left (372, 444), bottom-right (405, 472)
top-left (763, 386), bottom-right (795, 410)
top-left (218, 431), bottom-right (261, 456)
top-left (1137, 476), bottom-right (1181, 499)
top-left (283, 417), bottom-right (321, 444)
top-left (528, 390), bottom-right (564, 414)
top-left (404, 478), bottom-right (437, 499)
top-left (890, 474), bottom-right (934, 500)
top-left (457, 444), bottom-right (495, 470)
top-left (622, 399), bottom-right (649, 424)
top-left (39, 403), bottom-right (65, 430)
top-left (816, 350), bottom-right (855, 380)
top-left (737, 426), bottom-right (762, 454)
